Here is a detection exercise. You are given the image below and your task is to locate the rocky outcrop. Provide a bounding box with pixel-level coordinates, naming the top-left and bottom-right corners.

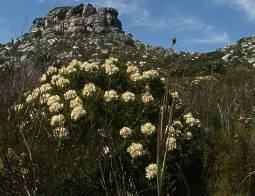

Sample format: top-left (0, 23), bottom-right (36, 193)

top-left (0, 3), bottom-right (173, 72)
top-left (30, 4), bottom-right (122, 37)
top-left (219, 35), bottom-right (255, 67)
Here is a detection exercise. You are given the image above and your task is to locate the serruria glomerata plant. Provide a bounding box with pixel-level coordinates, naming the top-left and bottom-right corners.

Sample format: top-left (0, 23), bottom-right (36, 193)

top-left (14, 57), bottom-right (203, 195)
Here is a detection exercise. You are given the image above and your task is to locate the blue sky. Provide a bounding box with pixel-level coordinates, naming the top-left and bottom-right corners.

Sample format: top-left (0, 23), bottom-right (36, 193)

top-left (0, 0), bottom-right (255, 52)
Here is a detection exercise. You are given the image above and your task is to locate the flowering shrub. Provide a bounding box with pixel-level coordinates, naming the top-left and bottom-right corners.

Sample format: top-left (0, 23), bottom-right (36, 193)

top-left (15, 58), bottom-right (204, 194)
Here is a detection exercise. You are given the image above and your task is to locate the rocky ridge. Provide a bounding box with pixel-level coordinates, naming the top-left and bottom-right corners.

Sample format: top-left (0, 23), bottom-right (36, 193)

top-left (0, 3), bottom-right (173, 72)
top-left (0, 3), bottom-right (254, 76)
top-left (31, 4), bottom-right (122, 35)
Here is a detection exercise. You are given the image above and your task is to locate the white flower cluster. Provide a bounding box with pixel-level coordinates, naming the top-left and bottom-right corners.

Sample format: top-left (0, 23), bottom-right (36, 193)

top-left (51, 75), bottom-right (69, 88)
top-left (80, 61), bottom-right (99, 72)
top-left (64, 90), bottom-right (77, 101)
top-left (82, 83), bottom-right (96, 97)
top-left (53, 127), bottom-right (68, 139)
top-left (145, 163), bottom-right (157, 180)
top-left (142, 91), bottom-right (154, 105)
top-left (47, 95), bottom-right (63, 113)
top-left (104, 90), bottom-right (118, 102)
top-left (127, 65), bottom-right (139, 74)
top-left (185, 131), bottom-right (193, 140)
top-left (183, 113), bottom-right (200, 126)
top-left (142, 70), bottom-right (159, 80)
top-left (39, 83), bottom-right (52, 94)
top-left (40, 74), bottom-right (47, 82)
top-left (120, 127), bottom-right (132, 138)
top-left (166, 137), bottom-right (177, 151)
top-left (71, 106), bottom-right (87, 121)
top-left (50, 114), bottom-right (65, 127)
top-left (126, 62), bottom-right (143, 82)
top-left (26, 88), bottom-right (40, 103)
top-left (47, 66), bottom-right (58, 75)
top-left (70, 97), bottom-right (83, 108)
top-left (130, 72), bottom-right (143, 82)
top-left (160, 77), bottom-right (166, 83)
top-left (171, 91), bottom-right (179, 99)
top-left (59, 59), bottom-right (81, 75)
top-left (47, 95), bottom-right (60, 106)
top-left (69, 59), bottom-right (82, 67)
top-left (39, 93), bottom-right (51, 104)
top-left (102, 57), bottom-right (119, 75)
top-left (49, 102), bottom-right (63, 113)
top-left (121, 91), bottom-right (135, 102)
top-left (127, 143), bottom-right (144, 158)
top-left (141, 122), bottom-right (155, 135)
top-left (102, 146), bottom-right (110, 155)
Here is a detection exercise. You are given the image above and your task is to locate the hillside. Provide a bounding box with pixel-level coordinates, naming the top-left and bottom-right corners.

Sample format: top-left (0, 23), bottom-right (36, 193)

top-left (1, 3), bottom-right (255, 196)
top-left (0, 3), bottom-right (173, 72)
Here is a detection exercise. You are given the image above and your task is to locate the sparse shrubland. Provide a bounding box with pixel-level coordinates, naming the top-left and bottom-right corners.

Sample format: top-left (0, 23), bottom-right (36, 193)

top-left (1, 4), bottom-right (255, 195)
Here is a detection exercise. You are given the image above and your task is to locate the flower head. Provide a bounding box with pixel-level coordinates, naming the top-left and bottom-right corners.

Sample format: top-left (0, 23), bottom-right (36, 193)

top-left (64, 90), bottom-right (77, 101)
top-left (70, 97), bottom-right (83, 108)
top-left (102, 146), bottom-right (110, 155)
top-left (51, 75), bottom-right (69, 88)
top-left (50, 114), bottom-right (65, 127)
top-left (130, 72), bottom-right (142, 82)
top-left (166, 137), bottom-right (176, 151)
top-left (141, 122), bottom-right (155, 135)
top-left (171, 91), bottom-right (179, 99)
top-left (49, 102), bottom-right (64, 113)
top-left (183, 113), bottom-right (200, 126)
top-left (39, 93), bottom-right (51, 104)
top-left (104, 90), bottom-right (118, 102)
top-left (53, 127), bottom-right (68, 139)
top-left (145, 164), bottom-right (157, 180)
top-left (141, 91), bottom-right (154, 105)
top-left (26, 88), bottom-right (40, 103)
top-left (142, 70), bottom-right (159, 80)
top-left (127, 143), bottom-right (144, 158)
top-left (71, 106), bottom-right (87, 121)
top-left (47, 66), bottom-right (58, 75)
top-left (120, 127), bottom-right (132, 138)
top-left (80, 62), bottom-right (99, 72)
top-left (39, 83), bottom-right (52, 93)
top-left (102, 58), bottom-right (119, 75)
top-left (47, 95), bottom-right (61, 106)
top-left (185, 131), bottom-right (193, 140)
top-left (121, 91), bottom-right (135, 102)
top-left (40, 74), bottom-right (47, 82)
top-left (127, 65), bottom-right (139, 74)
top-left (82, 83), bottom-right (96, 97)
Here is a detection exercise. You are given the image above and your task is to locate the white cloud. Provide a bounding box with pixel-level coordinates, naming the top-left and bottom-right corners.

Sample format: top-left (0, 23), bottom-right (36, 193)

top-left (191, 32), bottom-right (230, 44)
top-left (131, 15), bottom-right (207, 33)
top-left (212, 0), bottom-right (255, 21)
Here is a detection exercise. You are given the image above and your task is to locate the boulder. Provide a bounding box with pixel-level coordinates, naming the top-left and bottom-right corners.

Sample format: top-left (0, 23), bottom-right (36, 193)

top-left (67, 25), bottom-right (85, 33)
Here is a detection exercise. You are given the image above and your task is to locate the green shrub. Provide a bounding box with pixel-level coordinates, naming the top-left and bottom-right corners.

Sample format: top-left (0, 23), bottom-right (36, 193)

top-left (14, 57), bottom-right (204, 195)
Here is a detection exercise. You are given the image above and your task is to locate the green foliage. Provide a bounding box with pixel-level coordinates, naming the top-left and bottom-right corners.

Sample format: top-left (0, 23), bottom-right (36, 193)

top-left (12, 58), bottom-right (204, 195)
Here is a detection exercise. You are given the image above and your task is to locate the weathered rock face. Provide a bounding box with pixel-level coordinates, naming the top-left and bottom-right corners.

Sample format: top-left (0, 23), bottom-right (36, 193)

top-left (0, 3), bottom-right (174, 73)
top-left (30, 4), bottom-right (122, 36)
